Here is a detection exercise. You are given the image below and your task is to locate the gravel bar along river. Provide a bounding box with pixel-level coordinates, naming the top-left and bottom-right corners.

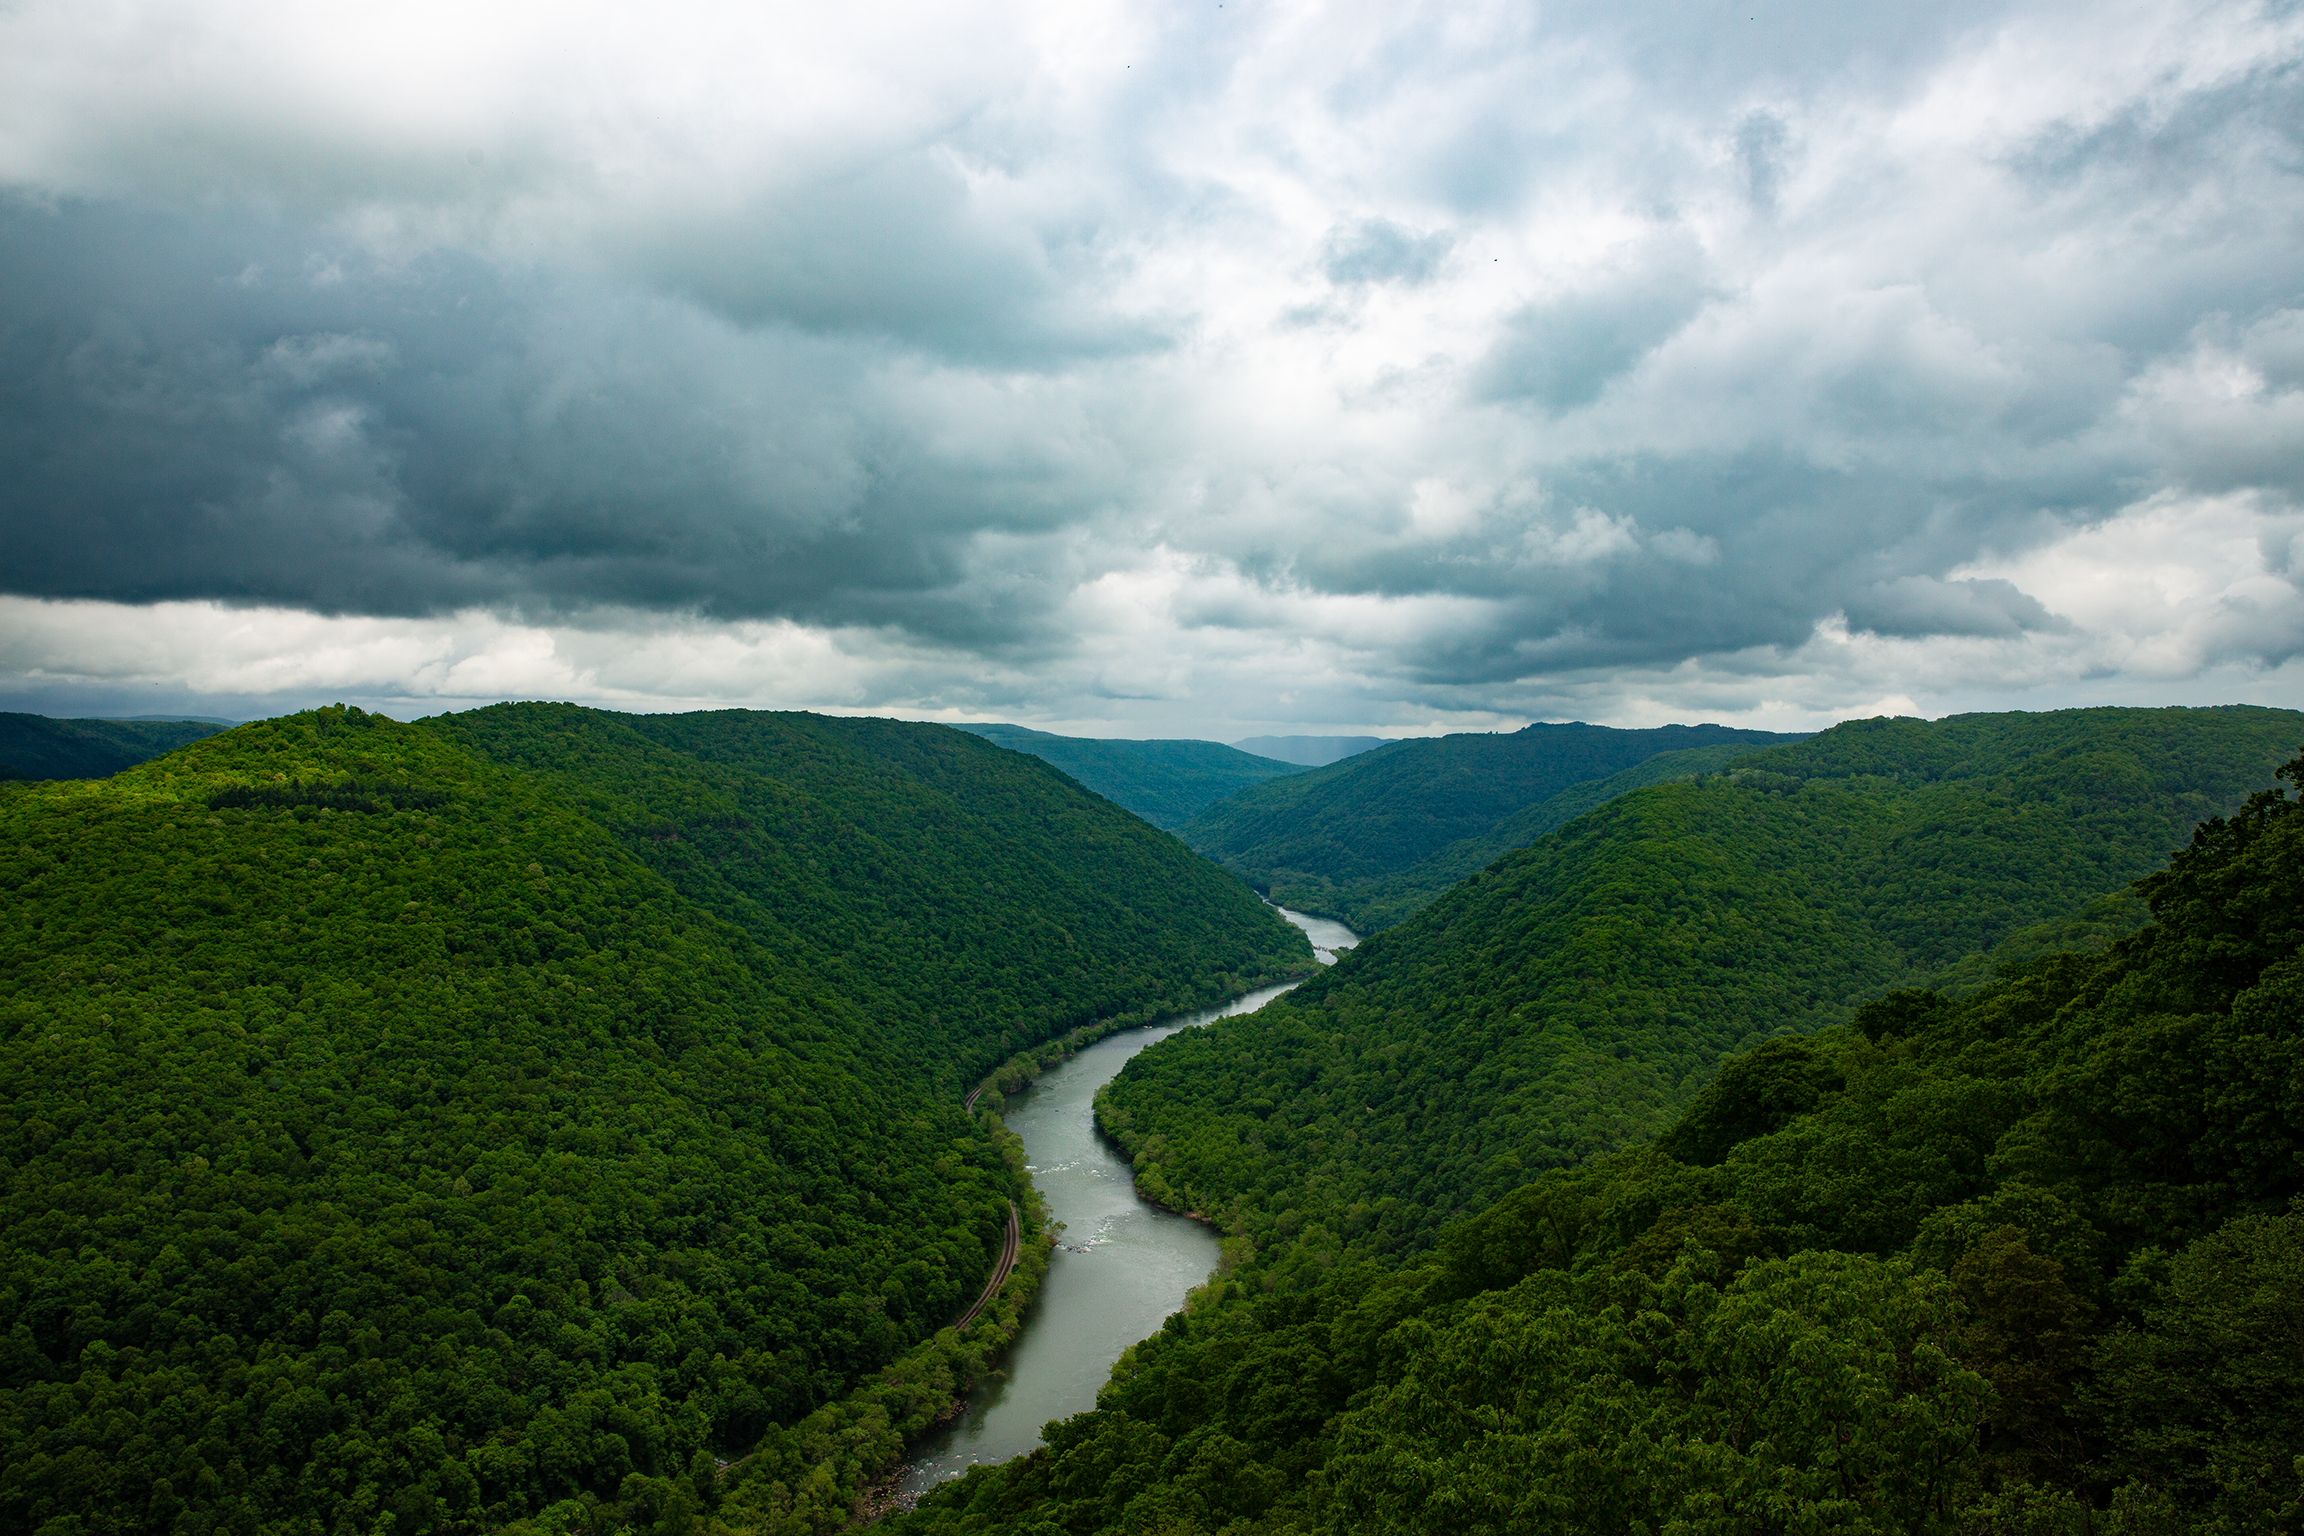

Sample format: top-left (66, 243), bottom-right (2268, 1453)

top-left (898, 907), bottom-right (1357, 1499)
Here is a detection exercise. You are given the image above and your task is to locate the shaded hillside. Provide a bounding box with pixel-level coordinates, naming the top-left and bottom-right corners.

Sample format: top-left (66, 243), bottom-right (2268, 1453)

top-left (0, 713), bottom-right (228, 780)
top-left (889, 748), bottom-right (2304, 1535)
top-left (1103, 706), bottom-right (2304, 1260)
top-left (1178, 721), bottom-right (1800, 924)
top-left (1229, 736), bottom-right (1390, 768)
top-left (1319, 740), bottom-right (1775, 931)
top-left (430, 706), bottom-right (1314, 1089)
top-left (954, 723), bottom-right (1305, 830)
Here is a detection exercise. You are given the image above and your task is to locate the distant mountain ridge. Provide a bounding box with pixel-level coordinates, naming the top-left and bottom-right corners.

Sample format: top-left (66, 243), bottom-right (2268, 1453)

top-left (1180, 720), bottom-right (1807, 928)
top-left (1331, 739), bottom-right (1801, 930)
top-left (1229, 735), bottom-right (1391, 767)
top-left (0, 713), bottom-right (229, 780)
top-left (953, 723), bottom-right (1306, 829)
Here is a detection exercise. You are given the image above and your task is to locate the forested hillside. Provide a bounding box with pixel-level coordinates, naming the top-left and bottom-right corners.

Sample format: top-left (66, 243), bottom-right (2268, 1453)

top-left (1105, 707), bottom-right (2304, 1261)
top-left (954, 723), bottom-right (1305, 830)
top-left (1228, 736), bottom-right (1389, 768)
top-left (1318, 740), bottom-right (1772, 931)
top-left (0, 705), bottom-right (1308, 1536)
top-left (890, 740), bottom-right (2304, 1536)
top-left (433, 706), bottom-right (1313, 1089)
top-left (0, 714), bottom-right (228, 780)
top-left (1178, 721), bottom-right (1799, 926)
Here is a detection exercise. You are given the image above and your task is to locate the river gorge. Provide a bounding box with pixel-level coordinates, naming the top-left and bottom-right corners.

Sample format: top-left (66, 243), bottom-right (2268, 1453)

top-left (898, 906), bottom-right (1358, 1499)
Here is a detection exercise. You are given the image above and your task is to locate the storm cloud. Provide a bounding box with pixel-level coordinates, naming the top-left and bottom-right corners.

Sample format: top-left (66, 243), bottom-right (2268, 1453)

top-left (1, 0), bottom-right (2300, 733)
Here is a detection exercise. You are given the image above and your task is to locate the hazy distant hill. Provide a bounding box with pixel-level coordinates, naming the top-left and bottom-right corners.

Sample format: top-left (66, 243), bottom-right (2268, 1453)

top-left (954, 722), bottom-right (1306, 829)
top-left (1228, 734), bottom-right (1391, 768)
top-left (1331, 739), bottom-right (1798, 930)
top-left (0, 713), bottom-right (228, 780)
top-left (1181, 720), bottom-right (1803, 927)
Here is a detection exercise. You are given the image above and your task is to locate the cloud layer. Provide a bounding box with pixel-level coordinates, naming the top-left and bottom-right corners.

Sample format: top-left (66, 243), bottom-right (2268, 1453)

top-left (2, 0), bottom-right (2300, 732)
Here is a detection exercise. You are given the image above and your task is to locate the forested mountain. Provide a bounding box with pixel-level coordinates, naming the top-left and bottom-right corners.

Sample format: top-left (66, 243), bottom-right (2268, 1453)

top-left (1177, 721), bottom-right (1801, 928)
top-left (1228, 736), bottom-right (1390, 768)
top-left (0, 713), bottom-right (229, 780)
top-left (890, 736), bottom-right (2304, 1536)
top-left (1315, 740), bottom-right (1775, 932)
top-left (434, 707), bottom-right (1312, 1088)
top-left (0, 705), bottom-right (1309, 1536)
top-left (1107, 707), bottom-right (2304, 1261)
top-left (952, 723), bottom-right (1305, 830)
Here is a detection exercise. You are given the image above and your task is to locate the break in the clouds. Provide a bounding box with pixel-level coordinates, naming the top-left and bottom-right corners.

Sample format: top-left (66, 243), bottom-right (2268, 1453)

top-left (2, 0), bottom-right (2301, 734)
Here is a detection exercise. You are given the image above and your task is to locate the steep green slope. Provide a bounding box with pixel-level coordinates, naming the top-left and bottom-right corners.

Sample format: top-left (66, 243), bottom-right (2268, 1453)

top-left (0, 714), bottom-right (228, 780)
top-left (0, 707), bottom-right (1034, 1534)
top-left (0, 703), bottom-right (1311, 1536)
top-left (1177, 721), bottom-right (1800, 921)
top-left (429, 706), bottom-right (1314, 1088)
top-left (1101, 706), bottom-right (2304, 1259)
top-left (888, 748), bottom-right (2304, 1536)
top-left (1329, 740), bottom-right (1776, 932)
top-left (954, 723), bottom-right (1306, 830)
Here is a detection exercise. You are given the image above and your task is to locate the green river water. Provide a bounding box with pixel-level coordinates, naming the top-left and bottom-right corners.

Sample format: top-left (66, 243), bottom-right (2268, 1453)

top-left (898, 906), bottom-right (1357, 1499)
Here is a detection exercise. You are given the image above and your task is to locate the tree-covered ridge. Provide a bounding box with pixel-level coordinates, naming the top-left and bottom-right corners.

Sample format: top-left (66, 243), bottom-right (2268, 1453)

top-left (0, 713), bottom-right (228, 781)
top-left (1290, 740), bottom-right (1777, 932)
top-left (1100, 706), bottom-right (2304, 1261)
top-left (954, 724), bottom-right (1307, 830)
top-left (0, 707), bottom-right (1029, 1536)
top-left (1176, 721), bottom-right (1801, 921)
top-left (888, 748), bottom-right (2304, 1536)
top-left (1228, 737), bottom-right (1390, 768)
top-left (429, 705), bottom-right (1314, 1091)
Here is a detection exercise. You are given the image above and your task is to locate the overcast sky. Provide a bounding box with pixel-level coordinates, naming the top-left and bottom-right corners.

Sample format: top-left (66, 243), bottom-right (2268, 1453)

top-left (3, 0), bottom-right (2300, 738)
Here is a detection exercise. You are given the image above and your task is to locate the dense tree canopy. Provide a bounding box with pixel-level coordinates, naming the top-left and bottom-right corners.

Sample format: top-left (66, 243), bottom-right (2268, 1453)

top-left (1324, 741), bottom-right (1779, 932)
top-left (0, 714), bottom-right (228, 781)
top-left (889, 744), bottom-right (2304, 1536)
top-left (1177, 722), bottom-right (1800, 929)
top-left (0, 705), bottom-right (1306, 1536)
top-left (953, 725), bottom-right (1306, 831)
top-left (1103, 707), bottom-right (2304, 1260)
top-left (432, 706), bottom-right (1312, 1091)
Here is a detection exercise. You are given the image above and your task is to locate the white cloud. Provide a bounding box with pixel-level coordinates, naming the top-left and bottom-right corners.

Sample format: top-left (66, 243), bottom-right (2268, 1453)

top-left (1956, 489), bottom-right (2304, 676)
top-left (0, 0), bottom-right (2300, 732)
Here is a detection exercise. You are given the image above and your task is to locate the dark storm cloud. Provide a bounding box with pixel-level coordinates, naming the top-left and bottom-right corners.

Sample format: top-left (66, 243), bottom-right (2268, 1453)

top-left (1474, 237), bottom-right (1711, 412)
top-left (0, 196), bottom-right (1113, 644)
top-left (607, 150), bottom-right (1166, 364)
top-left (3, 0), bottom-right (2302, 729)
top-left (1844, 576), bottom-right (2065, 639)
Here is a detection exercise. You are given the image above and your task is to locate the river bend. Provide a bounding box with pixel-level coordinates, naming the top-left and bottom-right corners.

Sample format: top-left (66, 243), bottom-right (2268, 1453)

top-left (899, 906), bottom-right (1355, 1498)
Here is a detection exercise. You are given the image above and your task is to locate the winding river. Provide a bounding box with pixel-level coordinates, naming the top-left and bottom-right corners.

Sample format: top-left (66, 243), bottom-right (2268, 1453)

top-left (898, 906), bottom-right (1358, 1499)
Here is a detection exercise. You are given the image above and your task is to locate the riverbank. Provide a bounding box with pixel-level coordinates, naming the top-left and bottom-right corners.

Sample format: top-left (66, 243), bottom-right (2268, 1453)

top-left (722, 923), bottom-right (1349, 1528)
top-left (961, 961), bottom-right (1316, 1112)
top-left (1095, 906), bottom-right (1360, 1240)
top-left (893, 995), bottom-right (1298, 1506)
top-left (719, 971), bottom-right (1315, 1530)
top-left (713, 1114), bottom-right (1055, 1534)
